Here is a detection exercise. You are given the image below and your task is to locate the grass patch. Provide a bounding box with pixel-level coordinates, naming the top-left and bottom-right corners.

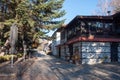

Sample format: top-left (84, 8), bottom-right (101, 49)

top-left (0, 53), bottom-right (23, 63)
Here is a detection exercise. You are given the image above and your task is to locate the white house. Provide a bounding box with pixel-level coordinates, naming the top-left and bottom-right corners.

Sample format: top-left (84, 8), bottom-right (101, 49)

top-left (51, 29), bottom-right (61, 56)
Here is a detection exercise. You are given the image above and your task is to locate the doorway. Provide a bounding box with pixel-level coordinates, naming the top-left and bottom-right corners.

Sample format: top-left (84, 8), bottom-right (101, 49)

top-left (111, 42), bottom-right (118, 62)
top-left (68, 44), bottom-right (73, 60)
top-left (58, 47), bottom-right (61, 58)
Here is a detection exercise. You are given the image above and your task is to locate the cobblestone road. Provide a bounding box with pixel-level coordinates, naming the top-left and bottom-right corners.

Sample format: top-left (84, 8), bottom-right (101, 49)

top-left (21, 50), bottom-right (120, 80)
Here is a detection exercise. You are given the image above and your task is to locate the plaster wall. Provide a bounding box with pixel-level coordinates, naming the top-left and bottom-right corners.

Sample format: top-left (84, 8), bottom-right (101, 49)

top-left (51, 32), bottom-right (61, 56)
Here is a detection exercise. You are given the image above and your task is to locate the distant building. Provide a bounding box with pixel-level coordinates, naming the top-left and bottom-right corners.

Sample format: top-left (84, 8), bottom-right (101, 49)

top-left (53, 12), bottom-right (120, 64)
top-left (38, 37), bottom-right (52, 53)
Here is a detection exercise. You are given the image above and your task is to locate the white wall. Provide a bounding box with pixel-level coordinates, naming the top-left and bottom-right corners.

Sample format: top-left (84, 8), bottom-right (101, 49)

top-left (51, 32), bottom-right (61, 56)
top-left (56, 32), bottom-right (60, 45)
top-left (51, 42), bottom-right (57, 56)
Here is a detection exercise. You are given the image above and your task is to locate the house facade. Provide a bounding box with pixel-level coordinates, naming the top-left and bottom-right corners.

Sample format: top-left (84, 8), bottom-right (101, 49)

top-left (55, 12), bottom-right (120, 64)
top-left (51, 28), bottom-right (61, 57)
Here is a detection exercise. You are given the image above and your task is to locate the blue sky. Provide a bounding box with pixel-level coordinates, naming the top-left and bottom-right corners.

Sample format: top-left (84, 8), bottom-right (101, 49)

top-left (62, 0), bottom-right (98, 24)
top-left (47, 0), bottom-right (98, 36)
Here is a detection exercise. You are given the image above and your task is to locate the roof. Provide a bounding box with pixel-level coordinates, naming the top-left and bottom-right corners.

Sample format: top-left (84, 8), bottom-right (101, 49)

top-left (112, 12), bottom-right (120, 17)
top-left (76, 15), bottom-right (113, 21)
top-left (51, 24), bottom-right (67, 37)
top-left (66, 15), bottom-right (113, 29)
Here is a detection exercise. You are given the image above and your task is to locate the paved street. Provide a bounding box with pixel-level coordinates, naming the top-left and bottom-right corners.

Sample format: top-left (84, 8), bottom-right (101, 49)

top-left (0, 50), bottom-right (120, 80)
top-left (19, 50), bottom-right (120, 80)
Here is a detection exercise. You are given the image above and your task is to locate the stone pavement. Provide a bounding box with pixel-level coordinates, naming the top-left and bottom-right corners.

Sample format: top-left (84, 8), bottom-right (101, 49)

top-left (20, 50), bottom-right (120, 80)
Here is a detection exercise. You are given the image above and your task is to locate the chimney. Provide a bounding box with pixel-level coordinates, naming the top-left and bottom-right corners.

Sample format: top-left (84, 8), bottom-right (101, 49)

top-left (107, 11), bottom-right (111, 16)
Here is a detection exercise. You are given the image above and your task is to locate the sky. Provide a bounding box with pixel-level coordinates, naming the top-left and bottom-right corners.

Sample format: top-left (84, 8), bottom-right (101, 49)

top-left (47, 0), bottom-right (99, 36)
top-left (62, 0), bottom-right (98, 24)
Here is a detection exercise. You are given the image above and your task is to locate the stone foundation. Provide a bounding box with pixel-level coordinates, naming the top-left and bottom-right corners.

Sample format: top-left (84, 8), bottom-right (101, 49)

top-left (81, 42), bottom-right (111, 64)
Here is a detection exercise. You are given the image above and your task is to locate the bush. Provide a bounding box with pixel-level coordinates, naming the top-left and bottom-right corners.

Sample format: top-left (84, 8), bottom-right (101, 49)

top-left (0, 41), bottom-right (4, 46)
top-left (0, 55), bottom-right (17, 63)
top-left (0, 55), bottom-right (11, 63)
top-left (16, 53), bottom-right (23, 58)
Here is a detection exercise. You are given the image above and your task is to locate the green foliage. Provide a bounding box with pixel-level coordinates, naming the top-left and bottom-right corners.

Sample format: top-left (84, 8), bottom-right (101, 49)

top-left (14, 0), bottom-right (65, 31)
top-left (3, 19), bottom-right (15, 26)
top-left (0, 55), bottom-right (17, 63)
top-left (0, 0), bottom-right (65, 47)
top-left (0, 53), bottom-right (23, 63)
top-left (0, 41), bottom-right (4, 46)
top-left (16, 53), bottom-right (23, 58)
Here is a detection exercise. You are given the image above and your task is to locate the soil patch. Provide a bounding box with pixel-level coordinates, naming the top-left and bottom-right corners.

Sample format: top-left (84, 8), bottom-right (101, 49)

top-left (0, 58), bottom-right (35, 80)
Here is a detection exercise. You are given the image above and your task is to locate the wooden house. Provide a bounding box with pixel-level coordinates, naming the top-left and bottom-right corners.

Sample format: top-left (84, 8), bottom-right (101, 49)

top-left (51, 25), bottom-right (66, 57)
top-left (56, 12), bottom-right (120, 64)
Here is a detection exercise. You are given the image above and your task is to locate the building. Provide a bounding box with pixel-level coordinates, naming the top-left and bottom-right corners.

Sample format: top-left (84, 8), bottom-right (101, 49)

top-left (38, 38), bottom-right (51, 51)
top-left (51, 28), bottom-right (61, 57)
top-left (54, 12), bottom-right (120, 64)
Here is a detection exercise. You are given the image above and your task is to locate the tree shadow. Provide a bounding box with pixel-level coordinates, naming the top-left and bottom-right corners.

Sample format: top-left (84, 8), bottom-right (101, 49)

top-left (29, 49), bottom-right (46, 58)
top-left (42, 56), bottom-right (120, 80)
top-left (11, 51), bottom-right (120, 80)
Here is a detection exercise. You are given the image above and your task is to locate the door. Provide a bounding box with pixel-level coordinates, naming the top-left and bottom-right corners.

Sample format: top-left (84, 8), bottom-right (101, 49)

top-left (68, 44), bottom-right (73, 60)
top-left (58, 47), bottom-right (61, 58)
top-left (111, 42), bottom-right (118, 62)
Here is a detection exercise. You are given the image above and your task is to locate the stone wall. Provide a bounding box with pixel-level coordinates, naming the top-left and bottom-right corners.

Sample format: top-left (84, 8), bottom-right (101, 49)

top-left (81, 42), bottom-right (111, 64)
top-left (118, 43), bottom-right (120, 62)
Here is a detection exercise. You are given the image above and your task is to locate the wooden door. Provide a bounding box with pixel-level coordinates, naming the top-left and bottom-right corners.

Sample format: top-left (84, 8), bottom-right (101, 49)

top-left (111, 42), bottom-right (118, 62)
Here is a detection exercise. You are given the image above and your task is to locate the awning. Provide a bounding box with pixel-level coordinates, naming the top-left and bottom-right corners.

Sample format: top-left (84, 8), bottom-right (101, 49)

top-left (67, 36), bottom-right (120, 44)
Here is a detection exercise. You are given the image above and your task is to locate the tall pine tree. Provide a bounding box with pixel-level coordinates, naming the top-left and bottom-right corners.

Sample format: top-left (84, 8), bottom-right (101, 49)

top-left (0, 0), bottom-right (65, 44)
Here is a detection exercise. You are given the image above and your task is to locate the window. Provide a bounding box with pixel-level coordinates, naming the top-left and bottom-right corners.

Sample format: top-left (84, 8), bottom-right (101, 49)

top-left (96, 22), bottom-right (103, 28)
